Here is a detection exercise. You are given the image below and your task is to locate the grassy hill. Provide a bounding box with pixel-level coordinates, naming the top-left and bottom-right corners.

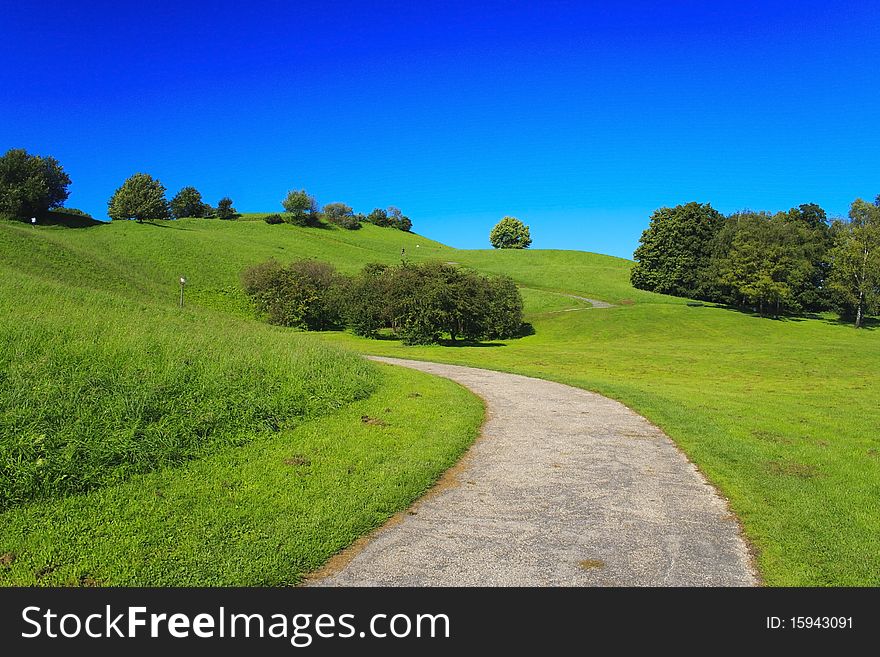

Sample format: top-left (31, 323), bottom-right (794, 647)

top-left (1, 216), bottom-right (878, 585)
top-left (0, 219), bottom-right (484, 585)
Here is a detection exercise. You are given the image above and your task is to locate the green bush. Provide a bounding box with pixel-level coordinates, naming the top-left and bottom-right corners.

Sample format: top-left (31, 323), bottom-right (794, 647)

top-left (216, 197), bottom-right (238, 220)
top-left (241, 259), bottom-right (344, 330)
top-left (263, 214), bottom-right (284, 225)
top-left (250, 259), bottom-right (525, 344)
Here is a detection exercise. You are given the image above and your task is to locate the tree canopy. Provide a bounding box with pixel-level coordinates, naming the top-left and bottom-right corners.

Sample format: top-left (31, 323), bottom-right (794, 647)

top-left (169, 186), bottom-right (209, 219)
top-left (216, 197), bottom-right (238, 220)
top-left (107, 173), bottom-right (169, 222)
top-left (0, 148), bottom-right (71, 220)
top-left (827, 199), bottom-right (880, 328)
top-left (631, 202), bottom-right (724, 297)
top-left (489, 216), bottom-right (532, 249)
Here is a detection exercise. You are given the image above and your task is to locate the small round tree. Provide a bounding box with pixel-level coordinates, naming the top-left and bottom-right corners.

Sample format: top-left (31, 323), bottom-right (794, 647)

top-left (282, 189), bottom-right (320, 226)
top-left (490, 216), bottom-right (532, 249)
top-left (107, 173), bottom-right (169, 222)
top-left (169, 186), bottom-right (208, 219)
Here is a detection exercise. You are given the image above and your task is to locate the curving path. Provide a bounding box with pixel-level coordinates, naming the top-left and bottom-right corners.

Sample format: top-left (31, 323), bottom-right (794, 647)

top-left (308, 357), bottom-right (758, 587)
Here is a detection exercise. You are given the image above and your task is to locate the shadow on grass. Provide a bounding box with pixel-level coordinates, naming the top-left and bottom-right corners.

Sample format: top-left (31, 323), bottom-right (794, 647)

top-left (821, 316), bottom-right (878, 331)
top-left (33, 212), bottom-right (102, 228)
top-left (702, 302), bottom-right (877, 330)
top-left (143, 221), bottom-right (193, 231)
top-left (436, 340), bottom-right (507, 348)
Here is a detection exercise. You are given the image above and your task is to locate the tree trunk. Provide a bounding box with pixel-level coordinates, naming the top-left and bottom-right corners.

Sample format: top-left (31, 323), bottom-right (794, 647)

top-left (855, 292), bottom-right (863, 329)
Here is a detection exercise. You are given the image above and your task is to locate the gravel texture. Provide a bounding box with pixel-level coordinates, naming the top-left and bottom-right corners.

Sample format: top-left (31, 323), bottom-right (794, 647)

top-left (308, 357), bottom-right (758, 587)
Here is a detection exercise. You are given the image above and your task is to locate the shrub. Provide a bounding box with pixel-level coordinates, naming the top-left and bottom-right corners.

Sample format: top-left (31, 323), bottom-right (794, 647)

top-left (216, 197), bottom-right (238, 220)
top-left (344, 261), bottom-right (523, 344)
top-left (388, 206), bottom-right (412, 232)
top-left (50, 207), bottom-right (92, 218)
top-left (264, 214), bottom-right (284, 225)
top-left (241, 259), bottom-right (344, 330)
top-left (366, 207), bottom-right (412, 231)
top-left (323, 202), bottom-right (361, 230)
top-left (366, 208), bottom-right (392, 227)
top-left (340, 263), bottom-right (392, 337)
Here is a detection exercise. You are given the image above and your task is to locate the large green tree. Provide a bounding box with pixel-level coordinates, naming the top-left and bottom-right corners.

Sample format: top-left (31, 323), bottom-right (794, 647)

top-left (489, 216), bottom-right (532, 249)
top-left (631, 202), bottom-right (723, 297)
top-left (169, 186), bottom-right (209, 219)
top-left (705, 206), bottom-right (831, 315)
top-left (0, 148), bottom-right (71, 220)
top-left (107, 173), bottom-right (169, 222)
top-left (828, 199), bottom-right (880, 328)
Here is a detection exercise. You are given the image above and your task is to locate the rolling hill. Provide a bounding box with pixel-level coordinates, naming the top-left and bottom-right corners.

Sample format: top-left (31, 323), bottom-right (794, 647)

top-left (1, 216), bottom-right (878, 585)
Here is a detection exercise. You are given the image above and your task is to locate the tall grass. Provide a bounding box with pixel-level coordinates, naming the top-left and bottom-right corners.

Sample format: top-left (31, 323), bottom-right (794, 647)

top-left (0, 270), bottom-right (376, 510)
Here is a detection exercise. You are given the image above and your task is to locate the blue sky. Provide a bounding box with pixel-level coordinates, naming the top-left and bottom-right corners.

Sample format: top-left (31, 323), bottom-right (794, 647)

top-left (2, 1), bottom-right (878, 257)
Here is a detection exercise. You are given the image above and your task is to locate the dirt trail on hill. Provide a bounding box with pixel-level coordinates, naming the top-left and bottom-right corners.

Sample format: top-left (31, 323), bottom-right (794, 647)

top-left (307, 357), bottom-right (758, 587)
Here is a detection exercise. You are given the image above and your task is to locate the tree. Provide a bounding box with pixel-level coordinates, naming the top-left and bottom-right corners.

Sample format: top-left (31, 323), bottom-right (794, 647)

top-left (323, 202), bottom-right (360, 229)
top-left (0, 148), bottom-right (71, 220)
top-left (169, 186), bottom-right (209, 219)
top-left (282, 189), bottom-right (320, 226)
top-left (388, 206), bottom-right (412, 231)
top-left (827, 199), bottom-right (880, 328)
top-left (366, 208), bottom-right (392, 227)
top-left (107, 173), bottom-right (169, 222)
top-left (631, 202), bottom-right (723, 297)
top-left (489, 216), bottom-right (532, 249)
top-left (216, 197), bottom-right (237, 220)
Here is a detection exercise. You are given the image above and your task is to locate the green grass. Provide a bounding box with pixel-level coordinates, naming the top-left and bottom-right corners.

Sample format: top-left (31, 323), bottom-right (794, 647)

top-left (0, 364), bottom-right (482, 585)
top-left (0, 218), bottom-right (484, 585)
top-left (319, 298), bottom-right (880, 586)
top-left (0, 269), bottom-right (376, 510)
top-left (2, 216), bottom-right (878, 586)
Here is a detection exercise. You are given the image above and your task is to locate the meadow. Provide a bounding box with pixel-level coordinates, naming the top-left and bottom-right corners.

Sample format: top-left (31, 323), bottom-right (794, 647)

top-left (0, 219), bottom-right (483, 585)
top-left (1, 216), bottom-right (878, 585)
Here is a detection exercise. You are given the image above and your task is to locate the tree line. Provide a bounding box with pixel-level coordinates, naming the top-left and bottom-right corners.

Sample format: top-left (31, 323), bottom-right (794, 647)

top-left (0, 148), bottom-right (413, 231)
top-left (241, 259), bottom-right (525, 345)
top-left (631, 199), bottom-right (880, 327)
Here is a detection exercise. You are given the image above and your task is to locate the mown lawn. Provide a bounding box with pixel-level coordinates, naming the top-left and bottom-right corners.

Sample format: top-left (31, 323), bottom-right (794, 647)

top-left (317, 289), bottom-right (880, 586)
top-left (3, 217), bottom-right (879, 586)
top-left (0, 219), bottom-right (484, 585)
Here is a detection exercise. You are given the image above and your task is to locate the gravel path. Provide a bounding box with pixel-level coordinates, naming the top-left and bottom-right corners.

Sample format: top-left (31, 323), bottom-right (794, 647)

top-left (562, 293), bottom-right (616, 309)
top-left (308, 357), bottom-right (758, 587)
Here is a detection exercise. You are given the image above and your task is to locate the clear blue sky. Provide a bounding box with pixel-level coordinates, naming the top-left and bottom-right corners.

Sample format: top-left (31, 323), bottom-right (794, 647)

top-left (2, 1), bottom-right (878, 257)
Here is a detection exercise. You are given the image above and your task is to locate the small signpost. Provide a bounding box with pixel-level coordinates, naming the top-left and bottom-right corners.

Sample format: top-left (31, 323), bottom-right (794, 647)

top-left (179, 276), bottom-right (187, 308)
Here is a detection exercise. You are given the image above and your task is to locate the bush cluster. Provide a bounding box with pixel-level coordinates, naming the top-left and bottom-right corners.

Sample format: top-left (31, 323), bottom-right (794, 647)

top-left (263, 213), bottom-right (284, 224)
top-left (241, 259), bottom-right (524, 344)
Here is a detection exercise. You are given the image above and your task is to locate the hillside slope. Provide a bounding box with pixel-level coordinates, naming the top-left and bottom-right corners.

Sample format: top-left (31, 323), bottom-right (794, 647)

top-left (0, 219), bottom-right (485, 585)
top-left (2, 217), bottom-right (879, 585)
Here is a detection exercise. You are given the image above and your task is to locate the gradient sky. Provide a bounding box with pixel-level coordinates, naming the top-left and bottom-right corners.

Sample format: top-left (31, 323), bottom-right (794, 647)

top-left (3, 1), bottom-right (878, 257)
